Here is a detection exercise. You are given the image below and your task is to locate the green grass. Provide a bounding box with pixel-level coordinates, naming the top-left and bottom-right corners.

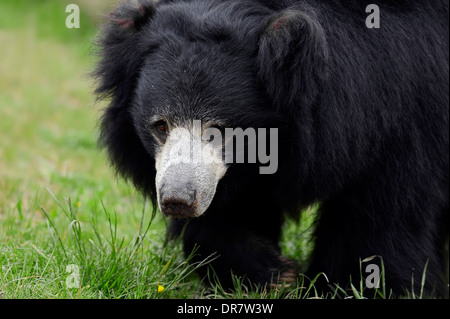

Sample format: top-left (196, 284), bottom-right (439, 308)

top-left (0, 0), bottom-right (442, 299)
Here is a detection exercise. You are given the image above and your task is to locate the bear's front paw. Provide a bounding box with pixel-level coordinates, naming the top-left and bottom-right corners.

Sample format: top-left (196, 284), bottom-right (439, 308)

top-left (270, 256), bottom-right (298, 288)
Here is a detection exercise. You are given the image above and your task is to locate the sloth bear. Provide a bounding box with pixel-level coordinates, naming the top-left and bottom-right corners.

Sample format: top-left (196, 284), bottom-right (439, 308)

top-left (94, 0), bottom-right (449, 297)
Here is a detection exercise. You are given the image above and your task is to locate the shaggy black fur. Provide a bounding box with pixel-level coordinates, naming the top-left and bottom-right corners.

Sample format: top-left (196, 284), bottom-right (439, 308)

top-left (94, 0), bottom-right (449, 297)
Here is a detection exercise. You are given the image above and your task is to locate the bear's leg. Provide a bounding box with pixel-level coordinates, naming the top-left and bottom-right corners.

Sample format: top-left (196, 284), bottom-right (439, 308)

top-left (307, 170), bottom-right (448, 297)
top-left (169, 215), bottom-right (297, 289)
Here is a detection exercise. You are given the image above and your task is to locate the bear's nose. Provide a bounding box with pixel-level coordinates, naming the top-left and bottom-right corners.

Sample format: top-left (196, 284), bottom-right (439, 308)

top-left (160, 183), bottom-right (197, 218)
top-left (161, 198), bottom-right (196, 218)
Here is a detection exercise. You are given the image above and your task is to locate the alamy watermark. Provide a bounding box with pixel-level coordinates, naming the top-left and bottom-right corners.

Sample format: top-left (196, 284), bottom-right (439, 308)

top-left (65, 4), bottom-right (380, 30)
top-left (65, 264), bottom-right (80, 289)
top-left (362, 256), bottom-right (381, 289)
top-left (366, 4), bottom-right (381, 29)
top-left (165, 120), bottom-right (278, 175)
top-left (365, 263), bottom-right (380, 289)
top-left (65, 4), bottom-right (80, 29)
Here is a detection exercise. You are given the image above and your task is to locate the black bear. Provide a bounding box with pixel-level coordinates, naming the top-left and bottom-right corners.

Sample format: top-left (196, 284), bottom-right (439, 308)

top-left (93, 0), bottom-right (449, 297)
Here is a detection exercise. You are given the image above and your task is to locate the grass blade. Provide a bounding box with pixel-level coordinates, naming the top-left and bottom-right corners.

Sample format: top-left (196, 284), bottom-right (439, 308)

top-left (40, 206), bottom-right (67, 259)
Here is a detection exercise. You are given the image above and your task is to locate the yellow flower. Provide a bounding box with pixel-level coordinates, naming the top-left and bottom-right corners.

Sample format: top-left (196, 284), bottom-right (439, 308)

top-left (157, 285), bottom-right (165, 293)
top-left (76, 201), bottom-right (81, 208)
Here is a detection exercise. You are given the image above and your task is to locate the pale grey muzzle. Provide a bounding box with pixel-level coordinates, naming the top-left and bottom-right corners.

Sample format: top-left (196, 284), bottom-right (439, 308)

top-left (155, 125), bottom-right (227, 218)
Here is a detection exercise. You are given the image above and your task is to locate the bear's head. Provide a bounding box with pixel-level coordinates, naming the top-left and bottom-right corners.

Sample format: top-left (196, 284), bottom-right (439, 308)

top-left (94, 0), bottom-right (327, 218)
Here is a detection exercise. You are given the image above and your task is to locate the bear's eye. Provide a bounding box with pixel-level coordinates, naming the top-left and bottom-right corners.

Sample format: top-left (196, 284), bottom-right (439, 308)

top-left (153, 120), bottom-right (169, 142)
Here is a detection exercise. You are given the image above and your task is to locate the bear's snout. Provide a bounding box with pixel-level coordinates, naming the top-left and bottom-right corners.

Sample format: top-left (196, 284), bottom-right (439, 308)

top-left (154, 127), bottom-right (228, 218)
top-left (161, 199), bottom-right (196, 218)
top-left (160, 181), bottom-right (197, 218)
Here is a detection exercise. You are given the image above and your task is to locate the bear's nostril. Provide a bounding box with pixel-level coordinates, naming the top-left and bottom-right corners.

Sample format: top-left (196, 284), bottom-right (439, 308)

top-left (161, 199), bottom-right (196, 218)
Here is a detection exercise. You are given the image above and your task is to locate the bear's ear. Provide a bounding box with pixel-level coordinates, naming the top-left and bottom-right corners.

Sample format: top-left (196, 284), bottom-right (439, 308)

top-left (108, 0), bottom-right (156, 31)
top-left (93, 0), bottom-right (156, 105)
top-left (257, 8), bottom-right (328, 117)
